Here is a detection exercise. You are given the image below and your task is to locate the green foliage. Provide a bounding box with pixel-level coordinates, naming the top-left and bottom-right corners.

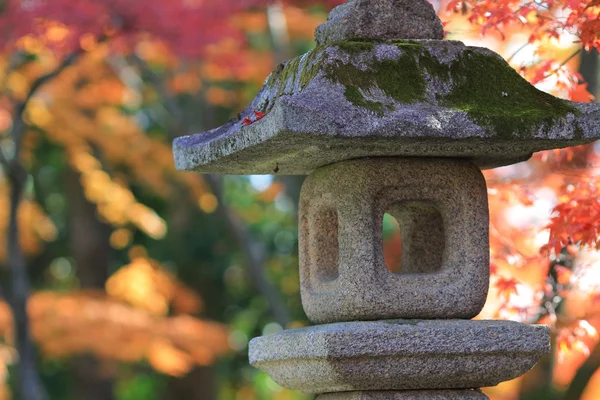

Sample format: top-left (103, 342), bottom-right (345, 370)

top-left (382, 213), bottom-right (400, 240)
top-left (115, 372), bottom-right (166, 400)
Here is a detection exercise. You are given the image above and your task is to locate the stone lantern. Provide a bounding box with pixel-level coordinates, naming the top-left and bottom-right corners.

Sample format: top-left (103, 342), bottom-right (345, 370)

top-left (173, 0), bottom-right (600, 398)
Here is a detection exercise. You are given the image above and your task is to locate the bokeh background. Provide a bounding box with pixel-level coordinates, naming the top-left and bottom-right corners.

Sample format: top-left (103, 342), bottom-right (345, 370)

top-left (0, 0), bottom-right (599, 399)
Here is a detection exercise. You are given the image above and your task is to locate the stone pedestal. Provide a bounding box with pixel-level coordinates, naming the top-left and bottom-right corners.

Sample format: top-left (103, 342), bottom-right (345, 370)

top-left (316, 390), bottom-right (489, 400)
top-left (250, 320), bottom-right (548, 394)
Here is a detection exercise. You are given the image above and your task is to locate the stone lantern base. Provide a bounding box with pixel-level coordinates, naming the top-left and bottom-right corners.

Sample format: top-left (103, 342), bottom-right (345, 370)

top-left (317, 390), bottom-right (489, 399)
top-left (249, 320), bottom-right (549, 396)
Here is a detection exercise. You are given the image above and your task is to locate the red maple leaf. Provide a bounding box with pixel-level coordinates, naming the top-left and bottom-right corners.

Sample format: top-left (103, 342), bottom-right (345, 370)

top-left (567, 0), bottom-right (581, 10)
top-left (242, 111), bottom-right (267, 126)
top-left (495, 276), bottom-right (520, 298)
top-left (530, 60), bottom-right (554, 85)
top-left (569, 83), bottom-right (595, 103)
top-left (490, 262), bottom-right (498, 276)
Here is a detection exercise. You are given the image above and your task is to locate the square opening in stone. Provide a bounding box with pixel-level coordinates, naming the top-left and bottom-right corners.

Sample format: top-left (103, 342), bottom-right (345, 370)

top-left (309, 208), bottom-right (339, 283)
top-left (384, 201), bottom-right (445, 274)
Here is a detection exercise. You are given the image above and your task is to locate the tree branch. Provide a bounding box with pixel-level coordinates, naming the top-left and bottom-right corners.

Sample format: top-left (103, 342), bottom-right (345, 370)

top-left (127, 54), bottom-right (185, 125)
top-left (0, 145), bottom-right (9, 170)
top-left (541, 49), bottom-right (582, 84)
top-left (1, 48), bottom-right (86, 400)
top-left (506, 42), bottom-right (530, 63)
top-left (7, 164), bottom-right (47, 400)
top-left (10, 50), bottom-right (84, 154)
top-left (204, 175), bottom-right (291, 327)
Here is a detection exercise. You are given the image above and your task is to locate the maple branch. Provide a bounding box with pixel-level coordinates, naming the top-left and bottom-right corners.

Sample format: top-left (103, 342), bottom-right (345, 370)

top-left (129, 55), bottom-right (291, 327)
top-left (11, 49), bottom-right (84, 153)
top-left (6, 165), bottom-right (48, 400)
top-left (0, 144), bottom-right (9, 170)
top-left (506, 42), bottom-right (530, 63)
top-left (126, 54), bottom-right (185, 124)
top-left (559, 49), bottom-right (582, 69)
top-left (204, 175), bottom-right (291, 327)
top-left (1, 47), bottom-right (87, 400)
top-left (541, 49), bottom-right (582, 83)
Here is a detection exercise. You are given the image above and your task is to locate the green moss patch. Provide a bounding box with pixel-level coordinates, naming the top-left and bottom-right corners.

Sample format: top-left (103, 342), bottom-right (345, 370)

top-left (261, 39), bottom-right (578, 138)
top-left (335, 39), bottom-right (376, 55)
top-left (325, 56), bottom-right (428, 108)
top-left (262, 48), bottom-right (326, 110)
top-left (344, 85), bottom-right (386, 116)
top-left (327, 40), bottom-right (579, 138)
top-left (441, 49), bottom-right (579, 138)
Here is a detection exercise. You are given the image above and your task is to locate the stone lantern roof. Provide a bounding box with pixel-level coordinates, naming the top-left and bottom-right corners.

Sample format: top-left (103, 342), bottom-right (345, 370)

top-left (173, 0), bottom-right (600, 175)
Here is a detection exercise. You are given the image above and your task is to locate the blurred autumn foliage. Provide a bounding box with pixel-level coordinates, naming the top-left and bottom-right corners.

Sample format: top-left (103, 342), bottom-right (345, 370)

top-left (447, 2), bottom-right (600, 399)
top-left (0, 0), bottom-right (598, 399)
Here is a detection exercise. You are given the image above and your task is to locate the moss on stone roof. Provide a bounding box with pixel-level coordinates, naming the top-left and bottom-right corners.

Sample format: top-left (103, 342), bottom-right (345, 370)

top-left (260, 39), bottom-right (579, 139)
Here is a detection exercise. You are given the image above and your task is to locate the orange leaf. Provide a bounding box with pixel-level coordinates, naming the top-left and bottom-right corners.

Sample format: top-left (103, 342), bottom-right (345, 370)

top-left (554, 265), bottom-right (573, 285)
top-left (569, 83), bottom-right (595, 103)
top-left (495, 276), bottom-right (520, 298)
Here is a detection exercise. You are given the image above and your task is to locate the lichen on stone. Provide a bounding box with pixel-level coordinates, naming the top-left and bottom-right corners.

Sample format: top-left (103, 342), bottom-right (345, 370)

top-left (326, 39), bottom-right (579, 138)
top-left (261, 48), bottom-right (326, 111)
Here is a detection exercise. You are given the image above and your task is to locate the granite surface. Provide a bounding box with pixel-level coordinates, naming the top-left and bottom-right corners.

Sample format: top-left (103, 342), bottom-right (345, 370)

top-left (249, 320), bottom-right (550, 394)
top-left (317, 390), bottom-right (489, 400)
top-left (299, 158), bottom-right (489, 323)
top-left (173, 38), bottom-right (600, 175)
top-left (315, 0), bottom-right (444, 45)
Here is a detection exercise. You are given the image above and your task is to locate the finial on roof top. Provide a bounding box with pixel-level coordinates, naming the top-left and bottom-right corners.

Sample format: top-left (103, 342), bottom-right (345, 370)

top-left (315, 0), bottom-right (444, 46)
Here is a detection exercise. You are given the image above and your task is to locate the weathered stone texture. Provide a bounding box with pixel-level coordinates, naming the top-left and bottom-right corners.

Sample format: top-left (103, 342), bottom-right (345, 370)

top-left (299, 158), bottom-right (489, 323)
top-left (173, 40), bottom-right (600, 175)
top-left (317, 390), bottom-right (489, 399)
top-left (315, 0), bottom-right (444, 45)
top-left (249, 320), bottom-right (550, 394)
